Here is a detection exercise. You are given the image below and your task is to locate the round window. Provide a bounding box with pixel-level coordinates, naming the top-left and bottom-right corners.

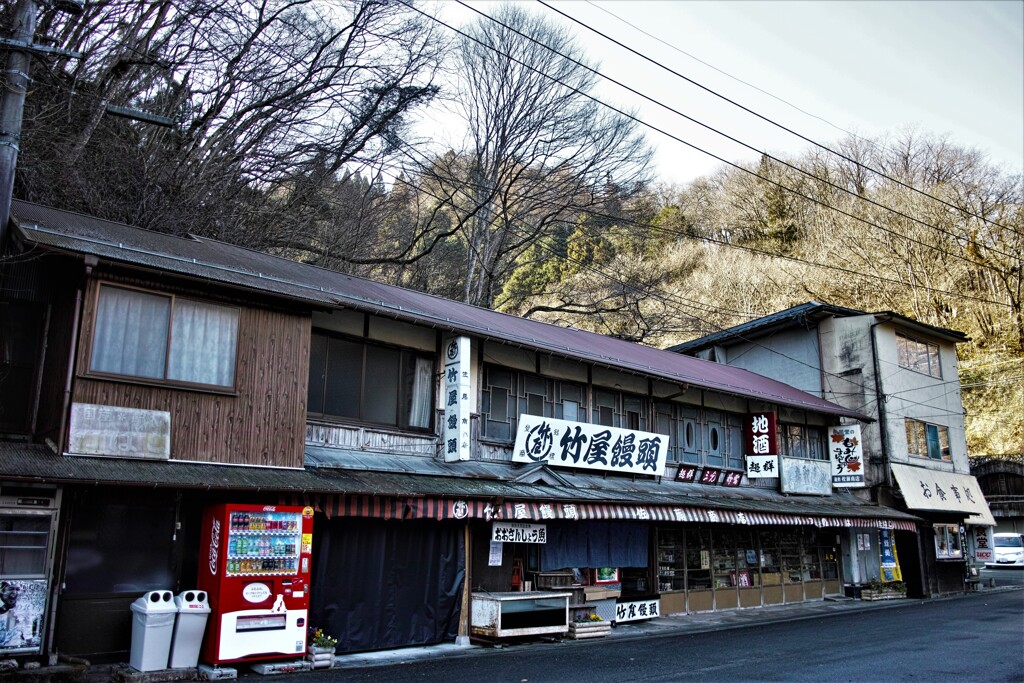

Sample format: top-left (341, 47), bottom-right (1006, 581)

top-left (685, 423), bottom-right (694, 447)
top-left (710, 427), bottom-right (720, 451)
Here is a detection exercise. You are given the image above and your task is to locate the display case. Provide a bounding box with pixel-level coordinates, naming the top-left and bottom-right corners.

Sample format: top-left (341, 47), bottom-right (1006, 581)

top-left (470, 592), bottom-right (571, 639)
top-left (657, 529), bottom-right (686, 593)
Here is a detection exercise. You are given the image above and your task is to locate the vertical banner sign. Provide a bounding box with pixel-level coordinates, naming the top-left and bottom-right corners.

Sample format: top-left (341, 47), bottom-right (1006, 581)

top-left (830, 425), bottom-right (865, 487)
top-left (879, 529), bottom-right (903, 582)
top-left (745, 412), bottom-right (778, 479)
top-left (443, 335), bottom-right (472, 462)
top-left (974, 526), bottom-right (993, 563)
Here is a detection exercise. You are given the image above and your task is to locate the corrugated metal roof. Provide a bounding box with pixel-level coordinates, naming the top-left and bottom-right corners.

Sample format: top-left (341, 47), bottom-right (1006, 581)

top-left (11, 200), bottom-right (867, 420)
top-left (671, 300), bottom-right (968, 353)
top-left (0, 443), bottom-right (916, 521)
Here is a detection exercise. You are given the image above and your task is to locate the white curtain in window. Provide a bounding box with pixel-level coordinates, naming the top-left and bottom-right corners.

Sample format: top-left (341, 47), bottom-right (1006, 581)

top-left (407, 356), bottom-right (434, 428)
top-left (167, 300), bottom-right (239, 386)
top-left (91, 287), bottom-right (169, 379)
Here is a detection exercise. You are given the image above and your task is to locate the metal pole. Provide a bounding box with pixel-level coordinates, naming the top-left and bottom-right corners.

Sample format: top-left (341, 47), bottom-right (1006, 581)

top-left (0, 0), bottom-right (38, 247)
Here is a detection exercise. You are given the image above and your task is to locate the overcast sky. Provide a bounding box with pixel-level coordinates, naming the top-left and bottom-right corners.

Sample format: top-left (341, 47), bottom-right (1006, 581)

top-left (432, 0), bottom-right (1024, 186)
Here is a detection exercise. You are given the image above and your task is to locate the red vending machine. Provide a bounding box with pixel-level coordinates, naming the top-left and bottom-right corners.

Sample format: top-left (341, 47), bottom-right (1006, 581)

top-left (198, 504), bottom-right (314, 665)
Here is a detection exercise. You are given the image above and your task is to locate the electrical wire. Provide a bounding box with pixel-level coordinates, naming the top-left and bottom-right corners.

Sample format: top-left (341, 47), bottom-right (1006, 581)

top-left (541, 0), bottom-right (1024, 238)
top-left (431, 0), bottom-right (1022, 271)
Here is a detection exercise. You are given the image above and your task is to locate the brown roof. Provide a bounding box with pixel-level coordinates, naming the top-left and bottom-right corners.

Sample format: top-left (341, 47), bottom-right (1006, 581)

top-left (11, 200), bottom-right (868, 420)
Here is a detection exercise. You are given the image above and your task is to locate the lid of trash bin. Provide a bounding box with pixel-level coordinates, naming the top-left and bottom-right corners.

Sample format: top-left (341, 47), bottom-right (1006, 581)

top-left (174, 590), bottom-right (211, 613)
top-left (130, 590), bottom-right (178, 614)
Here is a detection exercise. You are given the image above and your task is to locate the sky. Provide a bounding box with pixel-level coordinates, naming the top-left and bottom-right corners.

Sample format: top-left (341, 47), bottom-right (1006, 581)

top-left (429, 0), bottom-right (1024, 186)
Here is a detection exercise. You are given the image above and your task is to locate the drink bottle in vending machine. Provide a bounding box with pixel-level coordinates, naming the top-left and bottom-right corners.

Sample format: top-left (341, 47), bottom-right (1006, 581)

top-left (197, 504), bottom-right (314, 665)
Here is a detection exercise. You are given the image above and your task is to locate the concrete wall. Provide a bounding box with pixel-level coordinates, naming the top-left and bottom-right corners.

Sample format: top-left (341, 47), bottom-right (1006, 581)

top-left (716, 327), bottom-right (824, 396)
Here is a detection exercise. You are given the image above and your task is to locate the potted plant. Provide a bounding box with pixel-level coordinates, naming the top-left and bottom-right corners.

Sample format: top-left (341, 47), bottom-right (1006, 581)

top-left (307, 627), bottom-right (338, 668)
top-left (861, 580), bottom-right (906, 601)
top-left (567, 613), bottom-right (612, 639)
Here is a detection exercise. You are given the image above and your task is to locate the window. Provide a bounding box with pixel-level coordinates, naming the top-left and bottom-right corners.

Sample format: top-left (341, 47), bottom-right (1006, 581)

top-left (481, 365), bottom-right (585, 441)
top-left (654, 403), bottom-right (742, 468)
top-left (905, 418), bottom-right (951, 460)
top-left (307, 331), bottom-right (434, 431)
top-left (896, 332), bottom-right (942, 378)
top-left (780, 425), bottom-right (826, 461)
top-left (90, 284), bottom-right (239, 388)
top-left (933, 523), bottom-right (962, 560)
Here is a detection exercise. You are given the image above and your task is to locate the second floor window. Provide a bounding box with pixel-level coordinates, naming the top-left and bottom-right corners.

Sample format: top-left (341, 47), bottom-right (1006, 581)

top-left (480, 365), bottom-right (585, 441)
top-left (896, 332), bottom-right (941, 378)
top-left (307, 332), bottom-right (434, 431)
top-left (90, 284), bottom-right (239, 388)
top-left (905, 418), bottom-right (951, 460)
top-left (780, 425), bottom-right (825, 461)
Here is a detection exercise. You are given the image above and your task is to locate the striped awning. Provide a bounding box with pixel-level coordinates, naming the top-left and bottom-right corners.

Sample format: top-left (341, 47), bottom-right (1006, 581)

top-left (282, 493), bottom-right (917, 532)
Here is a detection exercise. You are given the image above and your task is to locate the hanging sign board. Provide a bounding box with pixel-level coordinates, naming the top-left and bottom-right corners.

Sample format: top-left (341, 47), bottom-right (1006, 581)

top-left (830, 425), bottom-right (865, 487)
top-left (781, 456), bottom-right (832, 495)
top-left (512, 416), bottom-right (668, 476)
top-left (492, 522), bottom-right (547, 544)
top-left (442, 336), bottom-right (472, 462)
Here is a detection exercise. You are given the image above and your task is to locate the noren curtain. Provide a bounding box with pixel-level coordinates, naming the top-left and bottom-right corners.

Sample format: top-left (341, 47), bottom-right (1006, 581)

top-left (310, 518), bottom-right (464, 653)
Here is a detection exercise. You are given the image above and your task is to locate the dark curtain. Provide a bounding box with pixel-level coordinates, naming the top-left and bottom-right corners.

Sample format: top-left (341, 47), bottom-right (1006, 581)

top-left (541, 522), bottom-right (649, 571)
top-left (310, 518), bottom-right (464, 653)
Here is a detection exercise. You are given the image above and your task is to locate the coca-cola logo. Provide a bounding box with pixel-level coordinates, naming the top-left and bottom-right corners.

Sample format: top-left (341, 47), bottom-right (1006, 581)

top-left (209, 518), bottom-right (221, 575)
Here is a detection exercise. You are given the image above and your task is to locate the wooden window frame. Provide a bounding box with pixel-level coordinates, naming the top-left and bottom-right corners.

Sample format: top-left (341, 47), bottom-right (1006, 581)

top-left (86, 282), bottom-right (240, 393)
top-left (307, 330), bottom-right (435, 433)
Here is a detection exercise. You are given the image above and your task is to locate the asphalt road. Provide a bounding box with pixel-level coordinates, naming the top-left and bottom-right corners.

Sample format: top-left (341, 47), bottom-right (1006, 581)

top-left (263, 589), bottom-right (1024, 683)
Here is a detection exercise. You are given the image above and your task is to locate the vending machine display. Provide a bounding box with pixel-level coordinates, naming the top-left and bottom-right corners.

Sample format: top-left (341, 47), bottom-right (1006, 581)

top-left (198, 504), bottom-right (314, 665)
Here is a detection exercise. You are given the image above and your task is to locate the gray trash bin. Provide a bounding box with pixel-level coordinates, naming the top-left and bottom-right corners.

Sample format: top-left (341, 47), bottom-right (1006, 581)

top-left (169, 590), bottom-right (211, 669)
top-left (129, 590), bottom-right (176, 672)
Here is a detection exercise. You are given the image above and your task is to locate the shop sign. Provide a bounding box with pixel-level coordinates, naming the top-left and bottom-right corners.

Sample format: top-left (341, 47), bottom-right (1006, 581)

top-left (721, 471), bottom-right (742, 487)
top-left (676, 465), bottom-right (698, 482)
top-left (745, 412), bottom-right (778, 455)
top-left (879, 529), bottom-right (903, 582)
top-left (780, 456), bottom-right (832, 495)
top-left (615, 599), bottom-right (660, 623)
top-left (974, 526), bottom-right (993, 563)
top-left (492, 522), bottom-right (547, 544)
top-left (830, 425), bottom-right (865, 487)
top-left (68, 402), bottom-right (170, 459)
top-left (745, 455), bottom-right (778, 479)
top-left (512, 416), bottom-right (668, 476)
top-left (442, 336), bottom-right (472, 462)
top-left (699, 467), bottom-right (721, 484)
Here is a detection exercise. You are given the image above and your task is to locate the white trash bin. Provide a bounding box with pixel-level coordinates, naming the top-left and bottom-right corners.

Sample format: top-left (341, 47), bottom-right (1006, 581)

top-left (169, 590), bottom-right (211, 669)
top-left (129, 590), bottom-right (176, 672)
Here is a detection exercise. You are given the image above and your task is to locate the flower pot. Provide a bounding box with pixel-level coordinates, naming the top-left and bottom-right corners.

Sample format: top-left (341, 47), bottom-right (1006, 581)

top-left (306, 645), bottom-right (336, 668)
top-left (861, 590), bottom-right (906, 602)
top-left (567, 621), bottom-right (611, 639)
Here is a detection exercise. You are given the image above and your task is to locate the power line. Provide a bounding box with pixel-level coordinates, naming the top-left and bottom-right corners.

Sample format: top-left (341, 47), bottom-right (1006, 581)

top-left (542, 0), bottom-right (1024, 238)
top-left (386, 142), bottom-right (980, 422)
top-left (443, 0), bottom-right (1021, 268)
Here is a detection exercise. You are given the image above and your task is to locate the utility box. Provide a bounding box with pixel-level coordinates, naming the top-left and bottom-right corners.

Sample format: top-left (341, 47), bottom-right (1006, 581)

top-left (129, 591), bottom-right (176, 672)
top-left (169, 590), bottom-right (211, 668)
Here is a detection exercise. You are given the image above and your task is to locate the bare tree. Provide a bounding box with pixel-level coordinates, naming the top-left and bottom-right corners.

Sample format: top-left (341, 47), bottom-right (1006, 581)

top-left (420, 4), bottom-right (651, 308)
top-left (13, 0), bottom-right (444, 246)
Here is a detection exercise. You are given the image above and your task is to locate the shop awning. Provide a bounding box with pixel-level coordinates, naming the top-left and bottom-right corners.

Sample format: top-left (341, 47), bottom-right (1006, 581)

top-left (0, 443), bottom-right (919, 532)
top-left (890, 463), bottom-right (996, 526)
top-left (285, 492), bottom-right (919, 532)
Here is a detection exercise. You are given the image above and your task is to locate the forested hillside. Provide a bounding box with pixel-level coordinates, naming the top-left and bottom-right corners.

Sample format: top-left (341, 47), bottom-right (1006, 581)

top-left (6, 0), bottom-right (1020, 455)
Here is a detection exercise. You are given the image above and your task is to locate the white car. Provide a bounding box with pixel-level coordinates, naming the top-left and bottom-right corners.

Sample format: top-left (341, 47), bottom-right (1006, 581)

top-left (987, 533), bottom-right (1024, 567)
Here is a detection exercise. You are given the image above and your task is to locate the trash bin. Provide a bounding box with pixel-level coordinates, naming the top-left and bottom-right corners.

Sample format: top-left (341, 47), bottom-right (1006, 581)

top-left (129, 590), bottom-right (176, 672)
top-left (169, 590), bottom-right (211, 669)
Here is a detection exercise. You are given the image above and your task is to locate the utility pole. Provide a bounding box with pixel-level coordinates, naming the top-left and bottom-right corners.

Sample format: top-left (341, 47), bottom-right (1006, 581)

top-left (0, 0), bottom-right (38, 248)
top-left (0, 0), bottom-right (83, 248)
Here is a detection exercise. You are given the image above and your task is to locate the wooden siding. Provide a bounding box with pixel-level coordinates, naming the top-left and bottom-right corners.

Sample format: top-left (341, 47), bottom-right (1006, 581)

top-left (73, 278), bottom-right (311, 467)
